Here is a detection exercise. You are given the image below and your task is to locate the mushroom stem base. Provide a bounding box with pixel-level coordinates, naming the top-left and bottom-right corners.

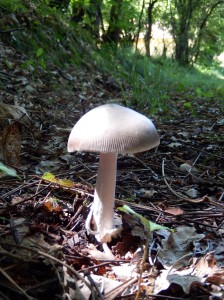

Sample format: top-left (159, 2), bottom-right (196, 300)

top-left (86, 152), bottom-right (120, 243)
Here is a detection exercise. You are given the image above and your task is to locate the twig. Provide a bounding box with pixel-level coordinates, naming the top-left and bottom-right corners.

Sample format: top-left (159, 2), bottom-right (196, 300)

top-left (105, 276), bottom-right (139, 300)
top-left (1, 179), bottom-right (38, 199)
top-left (25, 278), bottom-right (58, 293)
top-left (0, 242), bottom-right (91, 290)
top-left (134, 293), bottom-right (186, 299)
top-left (0, 289), bottom-right (10, 300)
top-left (218, 191), bottom-right (224, 202)
top-left (135, 231), bottom-right (150, 300)
top-left (55, 66), bottom-right (74, 81)
top-left (162, 159), bottom-right (224, 215)
top-left (0, 280), bottom-right (29, 299)
top-left (191, 148), bottom-right (204, 171)
top-left (131, 155), bottom-right (159, 178)
top-left (0, 247), bottom-right (37, 264)
top-left (168, 253), bottom-right (193, 275)
top-left (162, 158), bottom-right (189, 200)
top-left (0, 28), bottom-right (25, 33)
top-left (0, 180), bottom-right (53, 210)
top-left (9, 215), bottom-right (21, 245)
top-left (0, 266), bottom-right (35, 300)
top-left (85, 272), bottom-right (104, 300)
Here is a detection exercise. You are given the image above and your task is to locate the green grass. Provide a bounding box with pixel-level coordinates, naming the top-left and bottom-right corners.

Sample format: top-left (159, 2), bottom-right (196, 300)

top-left (93, 46), bottom-right (224, 114)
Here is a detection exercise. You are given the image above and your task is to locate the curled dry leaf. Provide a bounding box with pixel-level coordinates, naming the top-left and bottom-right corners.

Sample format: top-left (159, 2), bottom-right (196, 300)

top-left (185, 188), bottom-right (199, 198)
top-left (2, 122), bottom-right (21, 167)
top-left (167, 274), bottom-right (201, 294)
top-left (179, 163), bottom-right (198, 173)
top-left (206, 271), bottom-right (224, 285)
top-left (43, 197), bottom-right (63, 213)
top-left (157, 226), bottom-right (205, 268)
top-left (0, 102), bottom-right (29, 122)
top-left (0, 103), bottom-right (30, 165)
top-left (87, 244), bottom-right (115, 260)
top-left (165, 206), bottom-right (184, 216)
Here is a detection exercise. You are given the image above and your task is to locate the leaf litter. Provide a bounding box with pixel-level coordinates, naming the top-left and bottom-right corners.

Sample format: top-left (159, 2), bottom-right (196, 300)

top-left (0, 35), bottom-right (224, 300)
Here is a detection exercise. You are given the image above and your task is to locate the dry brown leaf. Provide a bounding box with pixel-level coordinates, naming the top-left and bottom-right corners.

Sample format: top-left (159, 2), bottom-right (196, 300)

top-left (191, 253), bottom-right (215, 278)
top-left (43, 198), bottom-right (63, 213)
top-left (157, 226), bottom-right (205, 268)
top-left (206, 271), bottom-right (224, 285)
top-left (0, 102), bottom-right (29, 122)
top-left (165, 207), bottom-right (184, 215)
top-left (2, 122), bottom-right (21, 167)
top-left (167, 274), bottom-right (201, 294)
top-left (87, 244), bottom-right (115, 260)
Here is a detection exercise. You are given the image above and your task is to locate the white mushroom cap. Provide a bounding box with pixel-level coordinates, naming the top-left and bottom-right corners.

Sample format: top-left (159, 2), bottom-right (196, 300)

top-left (68, 103), bottom-right (160, 154)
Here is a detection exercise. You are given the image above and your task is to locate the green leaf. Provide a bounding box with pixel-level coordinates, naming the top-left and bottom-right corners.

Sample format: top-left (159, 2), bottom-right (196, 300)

top-left (118, 205), bottom-right (174, 233)
top-left (22, 59), bottom-right (35, 69)
top-left (42, 172), bottom-right (58, 182)
top-left (39, 57), bottom-right (46, 69)
top-left (196, 87), bottom-right (202, 97)
top-left (36, 48), bottom-right (44, 58)
top-left (42, 172), bottom-right (74, 187)
top-left (183, 102), bottom-right (192, 109)
top-left (0, 162), bottom-right (20, 179)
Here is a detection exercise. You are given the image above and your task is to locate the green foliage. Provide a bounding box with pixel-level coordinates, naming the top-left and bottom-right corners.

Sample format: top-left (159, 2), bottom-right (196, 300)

top-left (0, 0), bottom-right (28, 12)
top-left (106, 0), bottom-right (140, 38)
top-left (1, 0), bottom-right (222, 67)
top-left (0, 0), bottom-right (96, 74)
top-left (94, 46), bottom-right (224, 113)
top-left (195, 5), bottom-right (224, 66)
top-left (118, 205), bottom-right (174, 232)
top-left (0, 0), bottom-right (223, 113)
top-left (0, 162), bottom-right (20, 179)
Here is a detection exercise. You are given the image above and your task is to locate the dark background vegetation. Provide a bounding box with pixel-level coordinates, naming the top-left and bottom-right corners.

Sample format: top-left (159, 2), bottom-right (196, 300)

top-left (0, 0), bottom-right (223, 113)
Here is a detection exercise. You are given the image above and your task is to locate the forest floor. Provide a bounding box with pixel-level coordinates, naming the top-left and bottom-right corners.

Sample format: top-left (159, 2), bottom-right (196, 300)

top-left (0, 40), bottom-right (224, 300)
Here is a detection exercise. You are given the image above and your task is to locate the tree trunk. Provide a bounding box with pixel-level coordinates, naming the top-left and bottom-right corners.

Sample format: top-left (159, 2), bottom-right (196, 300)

top-left (192, 0), bottom-right (224, 64)
top-left (71, 0), bottom-right (103, 39)
top-left (170, 0), bottom-right (194, 65)
top-left (135, 0), bottom-right (145, 52)
top-left (49, 0), bottom-right (70, 11)
top-left (71, 5), bottom-right (85, 23)
top-left (103, 0), bottom-right (123, 45)
top-left (175, 25), bottom-right (189, 65)
top-left (87, 0), bottom-right (104, 40)
top-left (144, 0), bottom-right (158, 57)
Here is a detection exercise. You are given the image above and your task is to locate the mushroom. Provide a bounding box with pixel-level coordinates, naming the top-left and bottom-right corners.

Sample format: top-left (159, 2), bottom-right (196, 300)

top-left (67, 103), bottom-right (160, 245)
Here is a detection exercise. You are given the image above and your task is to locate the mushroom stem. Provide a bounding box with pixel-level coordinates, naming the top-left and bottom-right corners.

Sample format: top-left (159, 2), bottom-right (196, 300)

top-left (86, 152), bottom-right (118, 243)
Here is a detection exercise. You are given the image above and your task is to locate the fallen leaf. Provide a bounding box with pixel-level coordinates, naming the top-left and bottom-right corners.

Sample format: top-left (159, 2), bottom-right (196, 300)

top-left (167, 274), bottom-right (201, 294)
top-left (185, 188), bottom-right (199, 198)
top-left (2, 122), bottom-right (21, 167)
top-left (0, 162), bottom-right (19, 178)
top-left (111, 263), bottom-right (137, 280)
top-left (168, 142), bottom-right (182, 148)
top-left (43, 197), bottom-right (63, 213)
top-left (191, 253), bottom-right (217, 277)
top-left (180, 163), bottom-right (198, 173)
top-left (42, 172), bottom-right (74, 187)
top-left (206, 271), bottom-right (224, 285)
top-left (87, 244), bottom-right (115, 260)
top-left (157, 226), bottom-right (205, 268)
top-left (0, 102), bottom-right (29, 121)
top-left (165, 207), bottom-right (184, 215)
